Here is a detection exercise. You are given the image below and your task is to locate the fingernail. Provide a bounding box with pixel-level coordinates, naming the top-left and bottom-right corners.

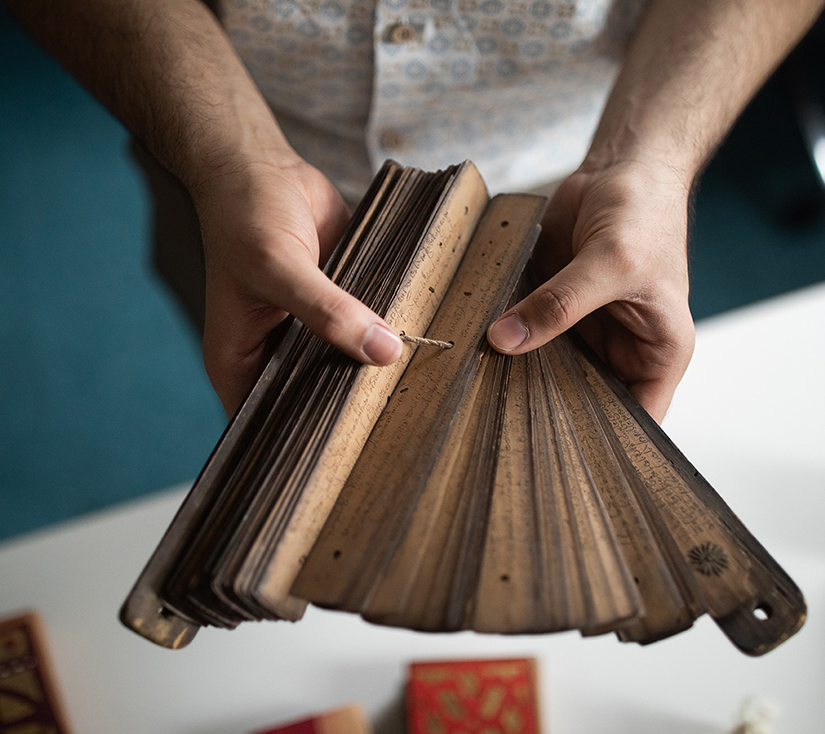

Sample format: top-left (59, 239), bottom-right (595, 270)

top-left (362, 323), bottom-right (403, 364)
top-left (488, 312), bottom-right (529, 351)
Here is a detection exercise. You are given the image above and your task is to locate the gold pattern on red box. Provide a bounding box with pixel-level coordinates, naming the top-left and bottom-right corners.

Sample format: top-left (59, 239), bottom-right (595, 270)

top-left (407, 658), bottom-right (541, 734)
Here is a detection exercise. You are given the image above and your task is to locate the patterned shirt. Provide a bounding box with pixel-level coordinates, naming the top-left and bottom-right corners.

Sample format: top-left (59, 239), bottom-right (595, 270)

top-left (219, 0), bottom-right (646, 199)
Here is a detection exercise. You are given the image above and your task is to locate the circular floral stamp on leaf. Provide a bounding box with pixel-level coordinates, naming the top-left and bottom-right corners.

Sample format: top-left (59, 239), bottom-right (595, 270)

top-left (688, 542), bottom-right (730, 576)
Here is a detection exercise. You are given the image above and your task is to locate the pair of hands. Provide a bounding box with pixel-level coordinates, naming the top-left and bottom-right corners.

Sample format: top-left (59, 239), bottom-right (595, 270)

top-left (9, 0), bottom-right (816, 425)
top-left (198, 155), bottom-right (695, 424)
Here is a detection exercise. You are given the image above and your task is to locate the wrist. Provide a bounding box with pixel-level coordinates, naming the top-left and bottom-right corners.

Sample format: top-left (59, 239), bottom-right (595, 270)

top-left (577, 151), bottom-right (694, 199)
top-left (181, 115), bottom-right (301, 207)
top-left (583, 115), bottom-right (704, 190)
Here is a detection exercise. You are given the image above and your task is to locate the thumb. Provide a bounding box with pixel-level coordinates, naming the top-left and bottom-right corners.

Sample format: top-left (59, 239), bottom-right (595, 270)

top-left (487, 255), bottom-right (618, 353)
top-left (280, 259), bottom-right (404, 366)
top-left (204, 249), bottom-right (403, 417)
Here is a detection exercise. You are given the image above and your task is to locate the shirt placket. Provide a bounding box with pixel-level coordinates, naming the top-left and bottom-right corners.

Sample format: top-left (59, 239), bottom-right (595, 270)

top-left (368, 0), bottom-right (474, 170)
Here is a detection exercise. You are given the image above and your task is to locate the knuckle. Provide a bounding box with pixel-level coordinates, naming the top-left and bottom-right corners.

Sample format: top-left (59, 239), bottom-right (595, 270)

top-left (604, 236), bottom-right (645, 279)
top-left (529, 284), bottom-right (581, 333)
top-left (655, 312), bottom-right (696, 374)
top-left (677, 321), bottom-right (696, 365)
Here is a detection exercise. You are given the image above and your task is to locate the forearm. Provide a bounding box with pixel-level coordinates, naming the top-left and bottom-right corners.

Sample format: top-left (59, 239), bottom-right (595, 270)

top-left (587, 0), bottom-right (825, 179)
top-left (490, 1), bottom-right (823, 421)
top-left (5, 0), bottom-right (296, 196)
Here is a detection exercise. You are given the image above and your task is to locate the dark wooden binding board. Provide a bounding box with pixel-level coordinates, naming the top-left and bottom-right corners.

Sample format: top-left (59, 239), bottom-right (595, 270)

top-left (121, 160), bottom-right (805, 655)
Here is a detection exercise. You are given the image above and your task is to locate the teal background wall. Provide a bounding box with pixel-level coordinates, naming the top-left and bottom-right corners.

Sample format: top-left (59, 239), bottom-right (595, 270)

top-left (0, 6), bottom-right (226, 541)
top-left (1, 6), bottom-right (824, 541)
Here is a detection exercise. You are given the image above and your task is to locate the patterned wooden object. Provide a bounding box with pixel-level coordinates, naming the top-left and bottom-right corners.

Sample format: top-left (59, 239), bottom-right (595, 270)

top-left (0, 611), bottom-right (71, 734)
top-left (254, 705), bottom-right (371, 734)
top-left (407, 658), bottom-right (541, 734)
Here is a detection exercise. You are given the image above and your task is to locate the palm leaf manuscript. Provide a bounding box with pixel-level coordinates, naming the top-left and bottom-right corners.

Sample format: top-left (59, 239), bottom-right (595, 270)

top-left (121, 161), bottom-right (805, 656)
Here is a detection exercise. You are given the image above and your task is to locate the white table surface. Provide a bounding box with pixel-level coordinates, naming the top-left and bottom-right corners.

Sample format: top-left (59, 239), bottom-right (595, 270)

top-left (2, 284), bottom-right (824, 734)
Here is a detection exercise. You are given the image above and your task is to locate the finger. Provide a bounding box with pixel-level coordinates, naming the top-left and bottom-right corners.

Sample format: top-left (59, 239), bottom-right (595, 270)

top-left (275, 257), bottom-right (404, 367)
top-left (626, 322), bottom-right (694, 424)
top-left (487, 254), bottom-right (620, 354)
top-left (202, 284), bottom-right (288, 416)
top-left (628, 378), bottom-right (673, 425)
top-left (204, 267), bottom-right (403, 417)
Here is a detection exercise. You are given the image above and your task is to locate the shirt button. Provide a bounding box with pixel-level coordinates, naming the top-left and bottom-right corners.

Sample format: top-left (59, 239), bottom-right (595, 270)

top-left (387, 22), bottom-right (416, 44)
top-left (380, 129), bottom-right (405, 151)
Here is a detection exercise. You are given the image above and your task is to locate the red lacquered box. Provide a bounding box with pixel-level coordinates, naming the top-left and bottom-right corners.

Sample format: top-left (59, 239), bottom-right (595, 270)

top-left (407, 658), bottom-right (541, 734)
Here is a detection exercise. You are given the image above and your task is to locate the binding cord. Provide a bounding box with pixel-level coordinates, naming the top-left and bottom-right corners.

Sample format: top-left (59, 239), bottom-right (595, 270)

top-left (399, 332), bottom-right (453, 349)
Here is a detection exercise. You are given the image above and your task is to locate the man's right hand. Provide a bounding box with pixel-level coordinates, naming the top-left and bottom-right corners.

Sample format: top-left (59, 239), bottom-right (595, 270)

top-left (195, 155), bottom-right (403, 417)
